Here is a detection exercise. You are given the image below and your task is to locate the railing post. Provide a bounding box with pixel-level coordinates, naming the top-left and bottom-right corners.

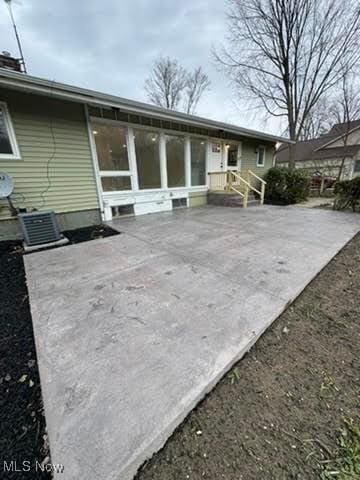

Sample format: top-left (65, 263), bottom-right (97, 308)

top-left (227, 171), bottom-right (232, 192)
top-left (260, 182), bottom-right (265, 205)
top-left (320, 177), bottom-right (325, 195)
top-left (243, 186), bottom-right (248, 208)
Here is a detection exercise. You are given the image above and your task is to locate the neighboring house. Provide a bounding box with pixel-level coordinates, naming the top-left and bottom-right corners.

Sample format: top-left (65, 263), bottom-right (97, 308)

top-left (0, 65), bottom-right (289, 240)
top-left (276, 120), bottom-right (360, 179)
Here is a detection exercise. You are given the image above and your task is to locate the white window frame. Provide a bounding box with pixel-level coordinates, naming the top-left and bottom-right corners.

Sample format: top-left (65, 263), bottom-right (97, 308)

top-left (226, 141), bottom-right (241, 170)
top-left (353, 159), bottom-right (360, 172)
top-left (90, 116), bottom-right (209, 192)
top-left (0, 101), bottom-right (20, 160)
top-left (256, 145), bottom-right (266, 167)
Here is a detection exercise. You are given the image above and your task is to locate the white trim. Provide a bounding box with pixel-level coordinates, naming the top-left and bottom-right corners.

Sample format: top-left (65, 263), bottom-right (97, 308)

top-left (238, 141), bottom-right (243, 170)
top-left (84, 104), bottom-right (104, 219)
top-left (205, 140), bottom-right (211, 186)
top-left (352, 158), bottom-right (360, 177)
top-left (159, 132), bottom-right (168, 189)
top-left (225, 140), bottom-right (241, 171)
top-left (99, 170), bottom-right (131, 177)
top-left (102, 185), bottom-right (208, 201)
top-left (256, 145), bottom-right (266, 167)
top-left (0, 101), bottom-right (21, 160)
top-left (127, 127), bottom-right (139, 191)
top-left (185, 136), bottom-right (191, 187)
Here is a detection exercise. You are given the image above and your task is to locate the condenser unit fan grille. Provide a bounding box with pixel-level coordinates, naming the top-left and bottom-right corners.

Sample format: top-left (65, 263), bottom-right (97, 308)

top-left (18, 211), bottom-right (62, 246)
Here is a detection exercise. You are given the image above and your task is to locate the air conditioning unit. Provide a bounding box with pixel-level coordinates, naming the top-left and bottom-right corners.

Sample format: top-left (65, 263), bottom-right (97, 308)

top-left (18, 211), bottom-right (63, 246)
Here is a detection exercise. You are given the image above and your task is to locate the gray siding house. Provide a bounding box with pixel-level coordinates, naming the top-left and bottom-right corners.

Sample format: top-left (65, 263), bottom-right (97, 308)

top-left (276, 121), bottom-right (360, 179)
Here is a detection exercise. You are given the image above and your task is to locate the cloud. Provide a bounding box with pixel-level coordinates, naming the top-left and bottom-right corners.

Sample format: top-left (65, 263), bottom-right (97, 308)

top-left (0, 0), bottom-right (284, 133)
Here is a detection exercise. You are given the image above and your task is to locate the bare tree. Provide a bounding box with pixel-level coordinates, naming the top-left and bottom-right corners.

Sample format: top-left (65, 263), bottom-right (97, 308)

top-left (145, 57), bottom-right (187, 110)
top-left (216, 0), bottom-right (360, 168)
top-left (145, 57), bottom-right (211, 114)
top-left (298, 99), bottom-right (329, 140)
top-left (184, 67), bottom-right (211, 114)
top-left (302, 73), bottom-right (360, 140)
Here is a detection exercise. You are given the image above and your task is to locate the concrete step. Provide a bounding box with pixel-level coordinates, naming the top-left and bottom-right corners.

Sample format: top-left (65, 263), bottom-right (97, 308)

top-left (207, 192), bottom-right (260, 208)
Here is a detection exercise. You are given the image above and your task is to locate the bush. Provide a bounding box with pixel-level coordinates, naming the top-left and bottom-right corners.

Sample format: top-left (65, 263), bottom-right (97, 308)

top-left (334, 176), bottom-right (360, 212)
top-left (264, 167), bottom-right (310, 205)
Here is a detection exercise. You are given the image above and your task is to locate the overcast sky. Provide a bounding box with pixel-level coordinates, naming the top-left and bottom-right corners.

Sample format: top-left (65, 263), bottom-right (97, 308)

top-left (0, 0), bottom-right (283, 134)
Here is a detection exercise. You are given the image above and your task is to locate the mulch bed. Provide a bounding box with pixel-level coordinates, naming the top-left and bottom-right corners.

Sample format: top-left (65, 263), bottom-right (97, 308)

top-left (136, 233), bottom-right (360, 480)
top-left (0, 225), bottom-right (118, 479)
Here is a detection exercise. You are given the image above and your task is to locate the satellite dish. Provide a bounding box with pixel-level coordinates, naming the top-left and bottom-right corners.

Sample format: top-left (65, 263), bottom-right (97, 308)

top-left (0, 172), bottom-right (14, 198)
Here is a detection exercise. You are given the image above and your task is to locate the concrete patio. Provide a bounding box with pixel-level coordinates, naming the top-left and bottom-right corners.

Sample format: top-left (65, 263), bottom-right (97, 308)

top-left (25, 205), bottom-right (360, 480)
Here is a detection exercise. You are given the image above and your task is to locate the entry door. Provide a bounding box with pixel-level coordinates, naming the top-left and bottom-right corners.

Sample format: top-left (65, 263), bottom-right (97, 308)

top-left (209, 141), bottom-right (225, 172)
top-left (226, 143), bottom-right (240, 172)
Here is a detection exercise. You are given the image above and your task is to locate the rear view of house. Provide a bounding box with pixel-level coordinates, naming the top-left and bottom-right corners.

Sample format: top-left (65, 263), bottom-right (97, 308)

top-left (0, 64), bottom-right (289, 240)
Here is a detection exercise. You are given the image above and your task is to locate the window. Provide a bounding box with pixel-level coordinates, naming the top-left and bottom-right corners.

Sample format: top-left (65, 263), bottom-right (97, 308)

top-left (256, 145), bottom-right (266, 167)
top-left (93, 123), bottom-right (129, 171)
top-left (166, 134), bottom-right (185, 187)
top-left (134, 129), bottom-right (161, 189)
top-left (0, 102), bottom-right (20, 159)
top-left (354, 160), bottom-right (360, 173)
top-left (101, 176), bottom-right (131, 192)
top-left (212, 143), bottom-right (221, 153)
top-left (191, 138), bottom-right (206, 185)
top-left (227, 144), bottom-right (238, 168)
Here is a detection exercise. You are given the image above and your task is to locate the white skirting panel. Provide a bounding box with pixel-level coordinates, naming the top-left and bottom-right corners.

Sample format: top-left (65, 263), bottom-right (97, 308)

top-left (102, 186), bottom-right (207, 220)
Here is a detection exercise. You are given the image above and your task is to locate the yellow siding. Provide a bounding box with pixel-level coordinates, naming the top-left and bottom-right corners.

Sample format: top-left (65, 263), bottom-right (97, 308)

top-left (188, 191), bottom-right (207, 207)
top-left (241, 140), bottom-right (275, 177)
top-left (0, 88), bottom-right (99, 220)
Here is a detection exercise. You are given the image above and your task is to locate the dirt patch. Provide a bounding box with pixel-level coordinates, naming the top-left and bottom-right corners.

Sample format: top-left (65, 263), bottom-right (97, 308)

top-left (0, 225), bottom-right (118, 479)
top-left (136, 233), bottom-right (360, 480)
top-left (62, 224), bottom-right (119, 244)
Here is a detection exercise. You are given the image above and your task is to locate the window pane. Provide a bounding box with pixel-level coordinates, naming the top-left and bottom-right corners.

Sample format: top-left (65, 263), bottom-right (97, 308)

top-left (212, 143), bottom-right (221, 153)
top-left (0, 108), bottom-right (13, 155)
top-left (227, 143), bottom-right (238, 167)
top-left (257, 146), bottom-right (265, 166)
top-left (93, 123), bottom-right (129, 171)
top-left (134, 129), bottom-right (161, 189)
top-left (191, 138), bottom-right (206, 185)
top-left (101, 176), bottom-right (131, 191)
top-left (166, 135), bottom-right (185, 187)
top-left (354, 160), bottom-right (360, 173)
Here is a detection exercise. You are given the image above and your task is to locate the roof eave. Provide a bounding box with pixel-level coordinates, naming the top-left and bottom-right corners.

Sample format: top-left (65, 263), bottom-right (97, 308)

top-left (0, 68), bottom-right (293, 144)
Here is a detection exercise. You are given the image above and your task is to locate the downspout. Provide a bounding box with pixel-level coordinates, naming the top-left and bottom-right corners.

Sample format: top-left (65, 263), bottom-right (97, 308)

top-left (83, 104), bottom-right (105, 221)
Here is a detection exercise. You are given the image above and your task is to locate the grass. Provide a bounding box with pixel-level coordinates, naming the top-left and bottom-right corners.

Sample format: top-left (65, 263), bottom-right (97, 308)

top-left (320, 418), bottom-right (360, 479)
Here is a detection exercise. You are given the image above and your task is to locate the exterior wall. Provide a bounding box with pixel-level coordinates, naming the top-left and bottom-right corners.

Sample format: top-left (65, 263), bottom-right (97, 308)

top-left (240, 140), bottom-right (274, 177)
top-left (0, 88), bottom-right (99, 223)
top-left (275, 157), bottom-right (356, 180)
top-left (324, 129), bottom-right (360, 148)
top-left (188, 191), bottom-right (207, 207)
